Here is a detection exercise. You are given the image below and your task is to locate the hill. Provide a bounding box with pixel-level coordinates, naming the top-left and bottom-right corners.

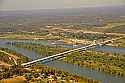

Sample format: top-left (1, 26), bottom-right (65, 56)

top-left (0, 48), bottom-right (29, 67)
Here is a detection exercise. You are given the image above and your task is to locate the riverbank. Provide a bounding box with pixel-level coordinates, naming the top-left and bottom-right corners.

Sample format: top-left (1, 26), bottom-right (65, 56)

top-left (0, 47), bottom-right (99, 83)
top-left (12, 43), bottom-right (125, 78)
top-left (1, 64), bottom-right (99, 83)
top-left (1, 40), bottom-right (125, 83)
top-left (63, 51), bottom-right (125, 78)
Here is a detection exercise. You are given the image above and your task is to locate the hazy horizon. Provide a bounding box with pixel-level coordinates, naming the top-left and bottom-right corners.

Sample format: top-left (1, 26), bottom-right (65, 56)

top-left (0, 0), bottom-right (125, 11)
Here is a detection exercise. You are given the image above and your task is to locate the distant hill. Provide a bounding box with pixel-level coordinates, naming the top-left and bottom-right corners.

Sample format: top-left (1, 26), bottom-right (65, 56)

top-left (0, 5), bottom-right (125, 33)
top-left (0, 5), bottom-right (125, 17)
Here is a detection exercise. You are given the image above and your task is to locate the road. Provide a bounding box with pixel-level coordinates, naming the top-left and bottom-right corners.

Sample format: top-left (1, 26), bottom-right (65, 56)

top-left (0, 50), bottom-right (18, 65)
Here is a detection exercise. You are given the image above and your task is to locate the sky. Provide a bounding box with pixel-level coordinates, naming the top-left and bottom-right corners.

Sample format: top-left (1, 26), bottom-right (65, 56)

top-left (0, 0), bottom-right (125, 10)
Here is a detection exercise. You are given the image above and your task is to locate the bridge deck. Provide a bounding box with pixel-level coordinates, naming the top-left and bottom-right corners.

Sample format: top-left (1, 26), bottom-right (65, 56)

top-left (21, 37), bottom-right (124, 66)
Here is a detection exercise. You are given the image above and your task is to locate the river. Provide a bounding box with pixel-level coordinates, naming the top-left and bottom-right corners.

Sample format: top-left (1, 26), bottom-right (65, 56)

top-left (0, 39), bottom-right (125, 83)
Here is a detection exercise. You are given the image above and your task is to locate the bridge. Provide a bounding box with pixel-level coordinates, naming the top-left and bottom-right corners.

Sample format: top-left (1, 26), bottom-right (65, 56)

top-left (21, 37), bottom-right (124, 66)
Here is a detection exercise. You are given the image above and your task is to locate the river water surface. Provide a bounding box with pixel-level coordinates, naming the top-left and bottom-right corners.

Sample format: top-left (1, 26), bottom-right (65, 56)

top-left (0, 39), bottom-right (125, 83)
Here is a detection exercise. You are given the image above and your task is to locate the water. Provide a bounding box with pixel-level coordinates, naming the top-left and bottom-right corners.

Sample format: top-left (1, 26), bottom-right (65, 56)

top-left (45, 61), bottom-right (125, 83)
top-left (1, 39), bottom-right (125, 54)
top-left (0, 39), bottom-right (125, 83)
top-left (95, 45), bottom-right (125, 54)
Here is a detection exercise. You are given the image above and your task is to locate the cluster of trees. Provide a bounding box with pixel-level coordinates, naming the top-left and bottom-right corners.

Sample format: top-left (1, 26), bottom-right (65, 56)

top-left (0, 48), bottom-right (30, 81)
top-left (10, 42), bottom-right (102, 82)
top-left (24, 64), bottom-right (100, 83)
top-left (0, 48), bottom-right (29, 64)
top-left (14, 43), bottom-right (69, 57)
top-left (0, 46), bottom-right (93, 82)
top-left (13, 42), bottom-right (125, 77)
top-left (0, 65), bottom-right (24, 80)
top-left (0, 64), bottom-right (100, 83)
top-left (63, 51), bottom-right (125, 78)
top-left (62, 32), bottom-right (112, 41)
